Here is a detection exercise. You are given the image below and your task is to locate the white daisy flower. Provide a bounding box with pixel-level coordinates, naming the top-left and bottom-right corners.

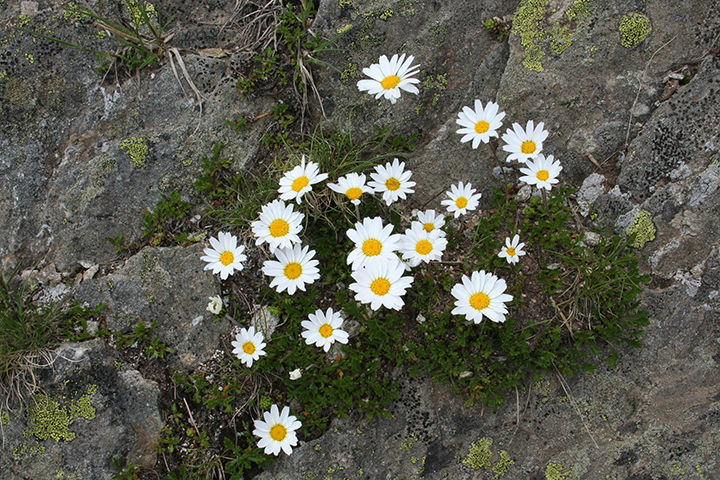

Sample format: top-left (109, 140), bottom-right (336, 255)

top-left (455, 100), bottom-right (506, 149)
top-left (413, 209), bottom-right (446, 235)
top-left (349, 259), bottom-right (414, 311)
top-left (200, 232), bottom-right (247, 280)
top-left (252, 200), bottom-right (304, 252)
top-left (231, 326), bottom-right (267, 367)
top-left (278, 155), bottom-right (328, 204)
top-left (356, 53), bottom-right (420, 104)
top-left (206, 295), bottom-right (223, 314)
top-left (501, 120), bottom-right (549, 163)
top-left (440, 182), bottom-right (482, 218)
top-left (398, 225), bottom-right (448, 267)
top-left (262, 244), bottom-right (320, 295)
top-left (519, 154), bottom-right (562, 191)
top-left (289, 368), bottom-right (302, 380)
top-left (301, 308), bottom-right (350, 352)
top-left (451, 270), bottom-right (514, 324)
top-left (368, 158), bottom-right (416, 206)
top-left (498, 234), bottom-right (526, 264)
top-left (327, 172), bottom-right (371, 205)
top-left (346, 216), bottom-right (402, 270)
top-left (253, 404), bottom-right (302, 456)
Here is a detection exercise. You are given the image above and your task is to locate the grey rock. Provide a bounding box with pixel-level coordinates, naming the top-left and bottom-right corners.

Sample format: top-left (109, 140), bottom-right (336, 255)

top-left (0, 339), bottom-right (162, 480)
top-left (75, 244), bottom-right (232, 368)
top-left (0, 1), bottom-right (275, 272)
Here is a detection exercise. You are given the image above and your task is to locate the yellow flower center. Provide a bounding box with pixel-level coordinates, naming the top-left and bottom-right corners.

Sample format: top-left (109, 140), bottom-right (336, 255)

top-left (284, 262), bottom-right (303, 280)
top-left (521, 140), bottom-right (536, 154)
top-left (415, 240), bottom-right (433, 255)
top-left (270, 424), bottom-right (287, 441)
top-left (423, 223), bottom-right (435, 232)
top-left (469, 292), bottom-right (490, 311)
top-left (455, 197), bottom-right (468, 209)
top-left (370, 278), bottom-right (391, 296)
top-left (536, 170), bottom-right (550, 181)
top-left (380, 75), bottom-right (401, 89)
top-left (362, 238), bottom-right (383, 257)
top-left (269, 219), bottom-right (290, 238)
top-left (474, 120), bottom-right (490, 134)
top-left (385, 177), bottom-right (400, 191)
top-left (319, 323), bottom-right (334, 338)
top-left (345, 187), bottom-right (363, 200)
top-left (219, 251), bottom-right (234, 266)
top-left (291, 175), bottom-right (310, 192)
top-left (506, 247), bottom-right (516, 256)
top-left (242, 342), bottom-right (256, 354)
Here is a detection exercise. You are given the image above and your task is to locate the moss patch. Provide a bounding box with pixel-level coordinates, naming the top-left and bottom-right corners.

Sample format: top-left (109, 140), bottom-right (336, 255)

top-left (24, 385), bottom-right (98, 442)
top-left (619, 12), bottom-right (652, 48)
top-left (120, 136), bottom-right (150, 167)
top-left (627, 209), bottom-right (656, 248)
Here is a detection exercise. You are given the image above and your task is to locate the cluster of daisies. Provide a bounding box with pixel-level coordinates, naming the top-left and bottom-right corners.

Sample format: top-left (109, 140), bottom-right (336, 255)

top-left (196, 53), bottom-right (562, 457)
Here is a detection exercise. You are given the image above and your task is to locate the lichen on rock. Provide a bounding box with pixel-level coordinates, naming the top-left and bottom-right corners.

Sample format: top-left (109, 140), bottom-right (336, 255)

top-left (24, 385), bottom-right (97, 442)
top-left (627, 209), bottom-right (656, 248)
top-left (119, 136), bottom-right (150, 167)
top-left (619, 12), bottom-right (652, 48)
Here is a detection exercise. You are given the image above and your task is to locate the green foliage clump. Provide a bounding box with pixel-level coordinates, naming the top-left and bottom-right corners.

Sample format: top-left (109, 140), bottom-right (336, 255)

top-left (404, 188), bottom-right (649, 405)
top-left (143, 129), bottom-right (645, 479)
top-left (140, 190), bottom-right (191, 246)
top-left (0, 275), bottom-right (103, 405)
top-left (619, 12), bottom-right (652, 48)
top-left (113, 321), bottom-right (175, 359)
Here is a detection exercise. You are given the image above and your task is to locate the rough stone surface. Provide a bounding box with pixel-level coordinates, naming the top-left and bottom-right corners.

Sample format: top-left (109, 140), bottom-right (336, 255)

top-left (75, 244), bottom-right (231, 368)
top-left (255, 1), bottom-right (720, 479)
top-left (0, 0), bottom-right (275, 272)
top-left (0, 339), bottom-right (162, 480)
top-left (1, 0), bottom-right (719, 478)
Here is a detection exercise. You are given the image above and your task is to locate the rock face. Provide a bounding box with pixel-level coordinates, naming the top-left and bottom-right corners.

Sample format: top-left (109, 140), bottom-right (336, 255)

top-left (1, 0), bottom-right (719, 478)
top-left (0, 0), bottom-right (274, 271)
top-left (255, 1), bottom-right (720, 479)
top-left (75, 244), bottom-right (232, 368)
top-left (0, 340), bottom-right (162, 480)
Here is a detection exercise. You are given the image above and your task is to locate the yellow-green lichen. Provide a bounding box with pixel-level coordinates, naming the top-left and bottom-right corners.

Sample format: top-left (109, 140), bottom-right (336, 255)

top-left (120, 136), bottom-right (149, 167)
top-left (512, 0), bottom-right (594, 71)
top-left (379, 8), bottom-right (394, 20)
top-left (340, 62), bottom-right (358, 82)
top-left (511, 0), bottom-right (549, 72)
top-left (24, 385), bottom-right (97, 442)
top-left (399, 434), bottom-right (417, 453)
top-left (422, 73), bottom-right (447, 106)
top-left (493, 450), bottom-right (515, 476)
top-left (566, 0), bottom-right (592, 21)
top-left (338, 0), bottom-right (352, 7)
top-left (63, 2), bottom-right (87, 22)
top-left (619, 12), bottom-right (652, 48)
top-left (463, 438), bottom-right (494, 470)
top-left (12, 441), bottom-right (45, 457)
top-left (627, 209), bottom-right (655, 248)
top-left (546, 462), bottom-right (573, 480)
top-left (1, 410), bottom-right (9, 425)
top-left (126, 0), bottom-right (157, 26)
